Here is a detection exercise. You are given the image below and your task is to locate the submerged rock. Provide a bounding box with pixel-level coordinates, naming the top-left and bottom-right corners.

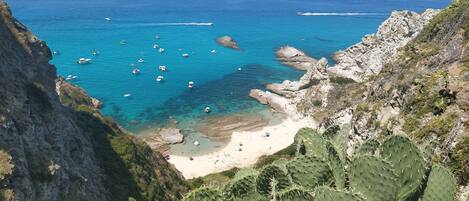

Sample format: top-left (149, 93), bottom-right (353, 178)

top-left (159, 128), bottom-right (185, 144)
top-left (216, 35), bottom-right (240, 49)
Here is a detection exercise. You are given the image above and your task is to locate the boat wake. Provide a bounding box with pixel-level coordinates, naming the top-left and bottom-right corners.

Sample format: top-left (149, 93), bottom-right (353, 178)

top-left (136, 22), bottom-right (214, 27)
top-left (297, 12), bottom-right (386, 16)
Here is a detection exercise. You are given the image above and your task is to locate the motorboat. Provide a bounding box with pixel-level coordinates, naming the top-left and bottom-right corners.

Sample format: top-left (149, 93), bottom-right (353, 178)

top-left (238, 67), bottom-right (242, 71)
top-left (132, 68), bottom-right (140, 75)
top-left (137, 58), bottom-right (145, 63)
top-left (193, 141), bottom-right (200, 146)
top-left (188, 81), bottom-right (194, 89)
top-left (182, 53), bottom-right (189, 58)
top-left (77, 58), bottom-right (92, 64)
top-left (156, 75), bottom-right (164, 82)
top-left (52, 50), bottom-right (61, 55)
top-left (211, 49), bottom-right (217, 54)
top-left (204, 107), bottom-right (212, 113)
top-left (159, 65), bottom-right (167, 71)
top-left (120, 40), bottom-right (127, 45)
top-left (92, 50), bottom-right (100, 56)
top-left (123, 94), bottom-right (131, 97)
top-left (65, 75), bottom-right (79, 81)
top-left (153, 44), bottom-right (159, 49)
top-left (105, 17), bottom-right (111, 21)
top-left (158, 48), bottom-right (165, 53)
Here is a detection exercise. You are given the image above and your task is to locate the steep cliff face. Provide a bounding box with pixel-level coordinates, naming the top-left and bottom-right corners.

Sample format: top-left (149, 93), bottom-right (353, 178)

top-left (0, 3), bottom-right (187, 201)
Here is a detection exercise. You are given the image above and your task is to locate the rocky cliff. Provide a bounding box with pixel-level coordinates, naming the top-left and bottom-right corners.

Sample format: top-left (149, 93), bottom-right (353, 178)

top-left (0, 3), bottom-right (187, 201)
top-left (249, 0), bottom-right (468, 199)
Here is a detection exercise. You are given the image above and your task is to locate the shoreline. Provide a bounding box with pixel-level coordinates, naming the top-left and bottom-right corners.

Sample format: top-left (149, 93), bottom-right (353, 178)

top-left (168, 117), bottom-right (316, 179)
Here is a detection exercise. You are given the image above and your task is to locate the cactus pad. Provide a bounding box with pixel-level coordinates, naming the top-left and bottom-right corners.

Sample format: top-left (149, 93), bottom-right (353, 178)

top-left (326, 142), bottom-right (346, 189)
top-left (255, 164), bottom-right (290, 197)
top-left (276, 187), bottom-right (314, 201)
top-left (380, 135), bottom-right (425, 201)
top-left (223, 174), bottom-right (257, 200)
top-left (314, 186), bottom-right (364, 201)
top-left (422, 165), bottom-right (457, 201)
top-left (356, 139), bottom-right (379, 155)
top-left (182, 187), bottom-right (223, 201)
top-left (294, 128), bottom-right (328, 158)
top-left (286, 155), bottom-right (333, 189)
top-left (349, 155), bottom-right (399, 201)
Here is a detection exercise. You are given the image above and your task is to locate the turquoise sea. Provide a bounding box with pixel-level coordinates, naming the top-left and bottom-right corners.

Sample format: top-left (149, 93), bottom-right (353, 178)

top-left (8, 0), bottom-right (450, 154)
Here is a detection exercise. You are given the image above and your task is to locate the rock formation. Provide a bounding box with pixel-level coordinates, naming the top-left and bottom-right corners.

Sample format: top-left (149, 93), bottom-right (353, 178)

top-left (0, 3), bottom-right (187, 201)
top-left (216, 35), bottom-right (240, 49)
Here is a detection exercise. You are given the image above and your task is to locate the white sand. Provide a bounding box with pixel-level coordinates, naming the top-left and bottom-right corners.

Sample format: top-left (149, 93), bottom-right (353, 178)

top-left (168, 117), bottom-right (316, 179)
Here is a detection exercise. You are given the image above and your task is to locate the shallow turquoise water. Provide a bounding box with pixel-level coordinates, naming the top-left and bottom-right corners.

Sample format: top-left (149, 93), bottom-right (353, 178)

top-left (8, 0), bottom-right (450, 140)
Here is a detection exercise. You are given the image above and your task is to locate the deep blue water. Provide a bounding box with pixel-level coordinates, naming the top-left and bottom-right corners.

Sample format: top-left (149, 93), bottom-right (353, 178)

top-left (7, 0), bottom-right (451, 134)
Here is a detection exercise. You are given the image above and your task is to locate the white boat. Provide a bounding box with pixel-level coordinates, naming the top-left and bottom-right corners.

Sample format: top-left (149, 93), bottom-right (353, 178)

top-left (105, 17), bottom-right (111, 21)
top-left (238, 67), bottom-right (242, 71)
top-left (182, 53), bottom-right (189, 58)
top-left (156, 75), bottom-right (164, 82)
top-left (153, 44), bottom-right (159, 49)
top-left (137, 58), bottom-right (145, 63)
top-left (178, 48), bottom-right (183, 52)
top-left (52, 51), bottom-right (61, 55)
top-left (159, 65), bottom-right (167, 71)
top-left (77, 58), bottom-right (92, 64)
top-left (211, 49), bottom-right (217, 54)
top-left (204, 107), bottom-right (212, 113)
top-left (194, 141), bottom-right (200, 146)
top-left (188, 81), bottom-right (194, 89)
top-left (132, 68), bottom-right (140, 75)
top-left (92, 50), bottom-right (100, 56)
top-left (65, 75), bottom-right (78, 81)
top-left (123, 94), bottom-right (131, 97)
top-left (120, 40), bottom-right (127, 45)
top-left (155, 34), bottom-right (160, 39)
top-left (158, 48), bottom-right (165, 53)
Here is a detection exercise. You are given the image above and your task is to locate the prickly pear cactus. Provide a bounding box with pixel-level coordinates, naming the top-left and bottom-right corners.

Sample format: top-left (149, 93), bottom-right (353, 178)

top-left (349, 155), bottom-right (399, 201)
top-left (286, 155), bottom-right (333, 189)
top-left (326, 142), bottom-right (346, 189)
top-left (223, 174), bottom-right (257, 200)
top-left (256, 164), bottom-right (290, 197)
top-left (422, 165), bottom-right (457, 201)
top-left (314, 186), bottom-right (364, 201)
top-left (294, 128), bottom-right (328, 158)
top-left (182, 187), bottom-right (223, 201)
top-left (356, 139), bottom-right (379, 155)
top-left (276, 187), bottom-right (314, 201)
top-left (380, 135), bottom-right (425, 201)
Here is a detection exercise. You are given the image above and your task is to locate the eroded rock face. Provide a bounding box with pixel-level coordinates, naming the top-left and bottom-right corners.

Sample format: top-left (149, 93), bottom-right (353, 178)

top-left (327, 9), bottom-right (440, 82)
top-left (216, 35), bottom-right (240, 49)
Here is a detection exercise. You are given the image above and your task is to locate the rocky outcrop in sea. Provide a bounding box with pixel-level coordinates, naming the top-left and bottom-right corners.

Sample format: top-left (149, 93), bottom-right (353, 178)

top-left (216, 35), bottom-right (240, 49)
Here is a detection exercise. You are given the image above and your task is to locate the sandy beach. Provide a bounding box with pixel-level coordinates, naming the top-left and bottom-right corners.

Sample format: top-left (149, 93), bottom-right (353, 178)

top-left (168, 117), bottom-right (316, 179)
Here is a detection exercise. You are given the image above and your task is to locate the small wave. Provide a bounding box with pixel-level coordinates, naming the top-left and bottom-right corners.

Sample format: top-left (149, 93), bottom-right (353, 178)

top-left (136, 22), bottom-right (214, 27)
top-left (297, 12), bottom-right (386, 16)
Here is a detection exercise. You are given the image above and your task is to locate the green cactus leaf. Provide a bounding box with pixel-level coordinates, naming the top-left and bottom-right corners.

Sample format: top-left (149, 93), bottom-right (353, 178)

top-left (223, 174), bottom-right (257, 200)
top-left (380, 135), bottom-right (426, 201)
top-left (255, 164), bottom-right (291, 197)
top-left (422, 165), bottom-right (457, 201)
top-left (349, 155), bottom-right (399, 201)
top-left (314, 186), bottom-right (364, 201)
top-left (294, 128), bottom-right (328, 158)
top-left (356, 139), bottom-right (380, 155)
top-left (276, 186), bottom-right (314, 201)
top-left (182, 187), bottom-right (223, 201)
top-left (286, 155), bottom-right (333, 189)
top-left (326, 142), bottom-right (346, 189)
